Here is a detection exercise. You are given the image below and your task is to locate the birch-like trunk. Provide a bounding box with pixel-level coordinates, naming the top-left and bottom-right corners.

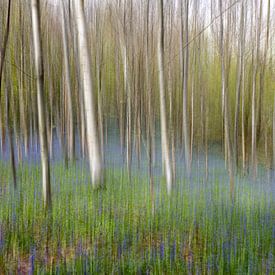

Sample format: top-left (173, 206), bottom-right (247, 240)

top-left (157, 0), bottom-right (172, 194)
top-left (31, 0), bottom-right (51, 208)
top-left (74, 0), bottom-right (103, 186)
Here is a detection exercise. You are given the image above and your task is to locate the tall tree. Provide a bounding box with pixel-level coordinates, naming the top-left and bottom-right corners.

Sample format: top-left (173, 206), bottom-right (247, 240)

top-left (0, 0), bottom-right (11, 154)
top-left (74, 0), bottom-right (103, 186)
top-left (61, 0), bottom-right (75, 162)
top-left (5, 79), bottom-right (16, 188)
top-left (257, 0), bottom-right (270, 145)
top-left (19, 1), bottom-right (29, 157)
top-left (157, 0), bottom-right (172, 194)
top-left (31, 0), bottom-right (51, 208)
top-left (181, 0), bottom-right (191, 176)
top-left (0, 0), bottom-right (11, 91)
top-left (219, 0), bottom-right (234, 200)
top-left (234, 2), bottom-right (245, 169)
top-left (251, 0), bottom-right (262, 178)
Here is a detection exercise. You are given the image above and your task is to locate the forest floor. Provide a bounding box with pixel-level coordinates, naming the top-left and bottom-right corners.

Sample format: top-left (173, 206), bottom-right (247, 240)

top-left (0, 161), bottom-right (273, 273)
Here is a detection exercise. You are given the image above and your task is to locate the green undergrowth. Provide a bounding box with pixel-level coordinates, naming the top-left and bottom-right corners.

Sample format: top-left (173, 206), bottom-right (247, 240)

top-left (0, 161), bottom-right (273, 274)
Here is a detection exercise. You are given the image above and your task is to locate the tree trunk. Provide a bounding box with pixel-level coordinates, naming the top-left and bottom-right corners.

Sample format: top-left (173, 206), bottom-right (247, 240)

top-left (157, 0), bottom-right (172, 194)
top-left (74, 0), bottom-right (103, 186)
top-left (0, 0), bottom-right (11, 94)
top-left (61, 0), bottom-right (75, 162)
top-left (181, 0), bottom-right (191, 177)
top-left (5, 82), bottom-right (16, 189)
top-left (234, 3), bottom-right (244, 169)
top-left (31, 0), bottom-right (51, 208)
top-left (219, 0), bottom-right (234, 200)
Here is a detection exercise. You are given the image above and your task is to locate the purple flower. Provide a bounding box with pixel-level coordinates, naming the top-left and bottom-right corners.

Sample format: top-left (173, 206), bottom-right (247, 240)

top-left (29, 250), bottom-right (35, 274)
top-left (170, 241), bottom-right (176, 262)
top-left (76, 239), bottom-right (83, 256)
top-left (160, 242), bottom-right (164, 260)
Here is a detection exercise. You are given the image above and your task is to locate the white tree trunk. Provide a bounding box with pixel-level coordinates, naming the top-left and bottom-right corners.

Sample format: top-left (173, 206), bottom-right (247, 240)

top-left (157, 0), bottom-right (172, 194)
top-left (31, 0), bottom-right (51, 208)
top-left (74, 0), bottom-right (103, 186)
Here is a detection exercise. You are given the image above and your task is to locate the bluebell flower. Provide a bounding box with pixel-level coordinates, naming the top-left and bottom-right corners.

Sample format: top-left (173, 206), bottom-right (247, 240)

top-left (160, 242), bottom-right (164, 260)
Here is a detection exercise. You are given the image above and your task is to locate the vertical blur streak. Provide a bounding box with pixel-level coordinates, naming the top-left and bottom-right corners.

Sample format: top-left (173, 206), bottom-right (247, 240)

top-left (0, 0), bottom-right (12, 153)
top-left (61, 0), bottom-right (75, 162)
top-left (74, 0), bottom-right (104, 187)
top-left (31, 0), bottom-right (52, 208)
top-left (157, 0), bottom-right (172, 194)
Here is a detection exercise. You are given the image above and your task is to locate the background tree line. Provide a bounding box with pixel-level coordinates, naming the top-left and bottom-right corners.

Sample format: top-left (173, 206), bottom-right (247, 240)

top-left (0, 0), bottom-right (274, 205)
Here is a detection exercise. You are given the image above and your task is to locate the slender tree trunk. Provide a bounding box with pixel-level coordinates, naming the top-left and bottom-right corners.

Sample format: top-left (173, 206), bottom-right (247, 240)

top-left (251, 0), bottom-right (262, 178)
top-left (257, 0), bottom-right (270, 145)
top-left (0, 0), bottom-right (11, 93)
top-left (31, 0), bottom-right (51, 208)
top-left (96, 37), bottom-right (104, 167)
top-left (123, 43), bottom-right (132, 174)
top-left (19, 3), bottom-right (28, 158)
top-left (5, 83), bottom-right (16, 188)
top-left (241, 56), bottom-right (246, 173)
top-left (219, 0), bottom-right (234, 200)
top-left (181, 0), bottom-right (191, 177)
top-left (74, 32), bottom-right (86, 158)
top-left (74, 0), bottom-right (103, 186)
top-left (157, 0), bottom-right (172, 194)
top-left (61, 0), bottom-right (75, 162)
top-left (0, 0), bottom-right (11, 153)
top-left (234, 3), bottom-right (244, 169)
top-left (114, 45), bottom-right (125, 154)
top-left (144, 0), bottom-right (154, 199)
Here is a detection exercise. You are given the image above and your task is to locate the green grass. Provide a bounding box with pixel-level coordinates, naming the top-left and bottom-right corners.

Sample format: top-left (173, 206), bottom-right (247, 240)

top-left (0, 161), bottom-right (273, 274)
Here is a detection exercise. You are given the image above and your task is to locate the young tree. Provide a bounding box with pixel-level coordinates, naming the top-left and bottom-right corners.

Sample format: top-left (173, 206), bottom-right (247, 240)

top-left (74, 0), bottom-right (103, 186)
top-left (31, 0), bottom-right (51, 208)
